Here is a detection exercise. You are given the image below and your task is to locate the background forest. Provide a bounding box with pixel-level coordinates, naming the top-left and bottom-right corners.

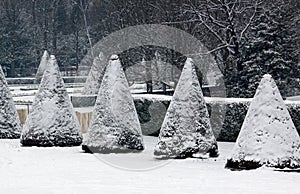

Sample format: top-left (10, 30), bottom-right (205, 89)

top-left (0, 0), bottom-right (299, 97)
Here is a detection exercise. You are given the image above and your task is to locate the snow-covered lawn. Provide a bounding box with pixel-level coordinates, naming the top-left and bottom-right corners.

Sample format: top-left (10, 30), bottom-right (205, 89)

top-left (1, 136), bottom-right (300, 194)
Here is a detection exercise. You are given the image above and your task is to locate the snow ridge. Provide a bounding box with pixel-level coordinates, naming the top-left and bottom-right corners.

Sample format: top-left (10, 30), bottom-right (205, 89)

top-left (21, 55), bottom-right (82, 146)
top-left (154, 58), bottom-right (218, 159)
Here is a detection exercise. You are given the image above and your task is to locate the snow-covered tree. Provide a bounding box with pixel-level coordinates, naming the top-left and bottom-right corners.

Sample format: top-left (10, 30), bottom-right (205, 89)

top-left (82, 55), bottom-right (144, 153)
top-left (152, 51), bottom-right (172, 92)
top-left (180, 0), bottom-right (261, 97)
top-left (82, 52), bottom-right (106, 95)
top-left (0, 66), bottom-right (22, 138)
top-left (152, 51), bottom-right (162, 91)
top-left (21, 55), bottom-right (82, 146)
top-left (35, 50), bottom-right (50, 84)
top-left (240, 2), bottom-right (300, 97)
top-left (154, 58), bottom-right (218, 159)
top-left (226, 74), bottom-right (300, 169)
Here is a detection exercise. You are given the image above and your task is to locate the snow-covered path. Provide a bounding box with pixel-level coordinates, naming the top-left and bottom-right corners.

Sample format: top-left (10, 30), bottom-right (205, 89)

top-left (1, 136), bottom-right (300, 194)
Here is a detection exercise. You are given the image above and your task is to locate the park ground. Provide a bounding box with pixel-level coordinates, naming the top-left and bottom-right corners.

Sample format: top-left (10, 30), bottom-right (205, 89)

top-left (1, 136), bottom-right (300, 194)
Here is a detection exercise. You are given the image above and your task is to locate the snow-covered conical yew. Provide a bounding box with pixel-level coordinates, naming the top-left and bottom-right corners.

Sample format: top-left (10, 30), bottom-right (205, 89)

top-left (226, 74), bottom-right (300, 169)
top-left (35, 50), bottom-right (50, 84)
top-left (82, 52), bottom-right (106, 95)
top-left (154, 58), bottom-right (218, 159)
top-left (82, 55), bottom-right (144, 153)
top-left (21, 55), bottom-right (82, 146)
top-left (0, 66), bottom-right (22, 138)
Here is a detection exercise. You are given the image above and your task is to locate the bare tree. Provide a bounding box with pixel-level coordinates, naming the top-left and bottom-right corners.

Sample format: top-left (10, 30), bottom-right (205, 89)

top-left (72, 0), bottom-right (94, 59)
top-left (178, 0), bottom-right (262, 76)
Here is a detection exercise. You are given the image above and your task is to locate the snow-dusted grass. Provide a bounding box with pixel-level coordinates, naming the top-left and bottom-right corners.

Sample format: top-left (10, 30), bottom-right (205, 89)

top-left (0, 136), bottom-right (299, 193)
top-left (12, 87), bottom-right (83, 105)
top-left (133, 94), bottom-right (172, 102)
top-left (10, 85), bottom-right (82, 96)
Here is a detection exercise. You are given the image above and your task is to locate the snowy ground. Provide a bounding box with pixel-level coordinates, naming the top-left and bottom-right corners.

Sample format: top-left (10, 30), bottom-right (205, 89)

top-left (1, 136), bottom-right (300, 194)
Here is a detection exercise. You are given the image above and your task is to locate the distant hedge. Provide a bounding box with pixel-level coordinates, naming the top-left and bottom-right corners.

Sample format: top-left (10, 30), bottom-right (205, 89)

top-left (134, 96), bottom-right (300, 142)
top-left (206, 99), bottom-right (251, 142)
top-left (206, 99), bottom-right (300, 142)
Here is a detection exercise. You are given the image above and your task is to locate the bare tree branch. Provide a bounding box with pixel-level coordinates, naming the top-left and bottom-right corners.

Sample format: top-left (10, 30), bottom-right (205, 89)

top-left (239, 0), bottom-right (261, 42)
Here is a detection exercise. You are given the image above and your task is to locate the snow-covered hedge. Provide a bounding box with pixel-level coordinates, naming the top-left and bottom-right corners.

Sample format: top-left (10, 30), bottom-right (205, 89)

top-left (208, 99), bottom-right (300, 142)
top-left (205, 98), bottom-right (251, 142)
top-left (17, 94), bottom-right (300, 142)
top-left (44, 94), bottom-right (300, 142)
top-left (134, 95), bottom-right (300, 142)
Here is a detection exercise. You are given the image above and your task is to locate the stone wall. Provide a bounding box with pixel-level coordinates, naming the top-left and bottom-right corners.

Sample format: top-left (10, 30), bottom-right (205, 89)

top-left (17, 109), bottom-right (93, 133)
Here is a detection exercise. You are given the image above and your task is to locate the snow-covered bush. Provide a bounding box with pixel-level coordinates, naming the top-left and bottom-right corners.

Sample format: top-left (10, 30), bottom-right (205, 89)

top-left (288, 104), bottom-right (300, 135)
top-left (82, 52), bottom-right (106, 95)
top-left (82, 55), bottom-right (144, 153)
top-left (35, 50), bottom-right (49, 84)
top-left (154, 58), bottom-right (218, 159)
top-left (206, 100), bottom-right (250, 142)
top-left (226, 74), bottom-right (300, 169)
top-left (133, 96), bottom-right (170, 136)
top-left (0, 66), bottom-right (22, 138)
top-left (133, 96), bottom-right (300, 142)
top-left (21, 55), bottom-right (82, 146)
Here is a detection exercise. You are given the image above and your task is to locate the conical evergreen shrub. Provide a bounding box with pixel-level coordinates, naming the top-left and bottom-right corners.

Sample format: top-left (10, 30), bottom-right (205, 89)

top-left (154, 58), bottom-right (218, 159)
top-left (82, 55), bottom-right (144, 153)
top-left (21, 55), bottom-right (82, 146)
top-left (226, 74), bottom-right (300, 169)
top-left (0, 66), bottom-right (22, 138)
